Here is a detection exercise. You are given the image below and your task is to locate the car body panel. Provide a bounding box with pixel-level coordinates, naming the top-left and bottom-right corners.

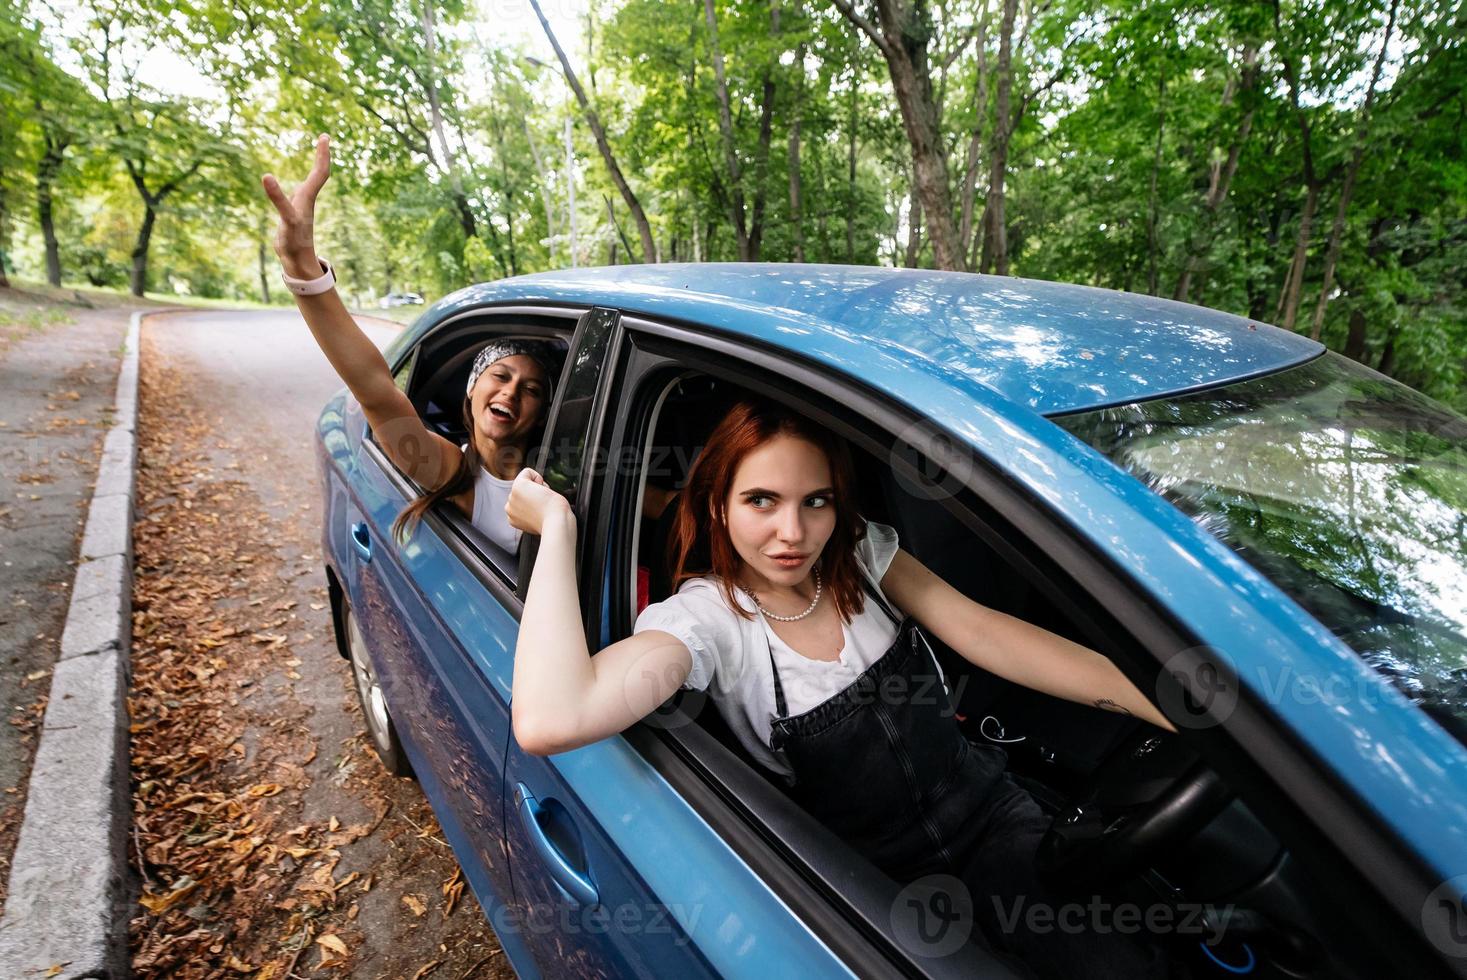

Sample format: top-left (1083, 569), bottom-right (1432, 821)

top-left (319, 402), bottom-right (522, 924)
top-left (503, 736), bottom-right (857, 978)
top-left (394, 264), bottom-right (1321, 416)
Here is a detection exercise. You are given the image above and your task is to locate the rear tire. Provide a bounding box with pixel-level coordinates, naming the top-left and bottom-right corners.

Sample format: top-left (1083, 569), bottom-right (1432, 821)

top-left (341, 600), bottom-right (415, 778)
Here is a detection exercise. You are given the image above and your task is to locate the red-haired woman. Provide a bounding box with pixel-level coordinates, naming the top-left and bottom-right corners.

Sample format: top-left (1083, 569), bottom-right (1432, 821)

top-left (506, 396), bottom-right (1178, 977)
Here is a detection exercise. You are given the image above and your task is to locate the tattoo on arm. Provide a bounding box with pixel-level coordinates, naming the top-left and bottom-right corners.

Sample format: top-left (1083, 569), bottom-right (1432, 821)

top-left (1094, 697), bottom-right (1132, 716)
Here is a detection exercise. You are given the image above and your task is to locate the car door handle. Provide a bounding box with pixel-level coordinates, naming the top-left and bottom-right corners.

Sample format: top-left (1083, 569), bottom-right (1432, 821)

top-left (350, 522), bottom-right (372, 563)
top-left (515, 782), bottom-right (598, 907)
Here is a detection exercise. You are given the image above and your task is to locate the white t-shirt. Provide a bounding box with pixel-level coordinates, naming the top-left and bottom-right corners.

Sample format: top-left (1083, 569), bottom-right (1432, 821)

top-left (633, 522), bottom-right (908, 777)
top-left (469, 463), bottom-right (522, 554)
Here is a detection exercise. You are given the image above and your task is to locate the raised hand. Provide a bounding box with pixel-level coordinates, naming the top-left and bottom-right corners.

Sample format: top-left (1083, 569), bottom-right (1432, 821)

top-left (261, 135), bottom-right (331, 279)
top-left (505, 467), bottom-right (574, 536)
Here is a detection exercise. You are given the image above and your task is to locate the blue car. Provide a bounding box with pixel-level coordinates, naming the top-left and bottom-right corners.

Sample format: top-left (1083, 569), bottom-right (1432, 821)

top-left (316, 264), bottom-right (1467, 979)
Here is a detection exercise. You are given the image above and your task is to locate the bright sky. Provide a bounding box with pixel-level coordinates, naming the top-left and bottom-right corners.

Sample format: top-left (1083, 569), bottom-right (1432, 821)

top-left (44, 0), bottom-right (594, 101)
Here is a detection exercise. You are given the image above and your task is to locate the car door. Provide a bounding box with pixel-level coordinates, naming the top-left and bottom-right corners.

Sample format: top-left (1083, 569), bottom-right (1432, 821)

top-left (345, 308), bottom-right (575, 944)
top-left (499, 308), bottom-right (716, 976)
top-left (501, 312), bottom-right (1016, 980)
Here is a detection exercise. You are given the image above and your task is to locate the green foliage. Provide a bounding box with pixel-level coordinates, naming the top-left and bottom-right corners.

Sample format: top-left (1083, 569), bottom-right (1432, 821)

top-left (2, 0), bottom-right (1462, 407)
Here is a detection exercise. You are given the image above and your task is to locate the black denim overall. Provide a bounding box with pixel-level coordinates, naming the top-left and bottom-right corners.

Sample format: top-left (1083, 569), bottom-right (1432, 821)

top-left (762, 581), bottom-right (1174, 979)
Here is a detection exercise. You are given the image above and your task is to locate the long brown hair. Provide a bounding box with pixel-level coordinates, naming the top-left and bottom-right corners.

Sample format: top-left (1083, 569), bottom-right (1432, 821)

top-left (390, 397), bottom-right (544, 543)
top-left (667, 396), bottom-right (867, 622)
top-left (391, 397), bottom-right (480, 544)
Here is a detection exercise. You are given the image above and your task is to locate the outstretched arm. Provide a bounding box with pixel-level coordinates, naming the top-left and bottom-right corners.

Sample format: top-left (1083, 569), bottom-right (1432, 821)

top-left (506, 469), bottom-right (694, 755)
top-left (263, 136), bottom-right (459, 490)
top-left (881, 548), bottom-right (1176, 732)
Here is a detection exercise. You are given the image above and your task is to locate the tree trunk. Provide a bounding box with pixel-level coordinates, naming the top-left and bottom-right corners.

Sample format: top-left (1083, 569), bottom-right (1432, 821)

top-left (905, 178), bottom-right (923, 267)
top-left (37, 137), bottom-right (65, 287)
top-left (788, 39), bottom-right (806, 263)
top-left (1343, 307), bottom-right (1367, 361)
top-left (1378, 326), bottom-right (1397, 376)
top-left (980, 0), bottom-right (1018, 275)
top-left (522, 118), bottom-right (558, 266)
top-left (1145, 72), bottom-right (1166, 296)
top-left (1309, 0), bottom-right (1398, 341)
top-left (530, 0), bottom-right (656, 262)
top-left (747, 0), bottom-right (781, 260)
top-left (835, 0), bottom-right (963, 269)
top-left (564, 117), bottom-right (578, 267)
top-left (604, 194), bottom-right (635, 262)
top-left (0, 196), bottom-right (9, 289)
top-left (1275, 181), bottom-right (1319, 331)
top-left (1274, 5), bottom-right (1323, 333)
top-left (420, 0), bottom-right (481, 252)
top-left (489, 113), bottom-right (520, 277)
top-left (704, 0), bottom-right (746, 254)
top-left (846, 71), bottom-right (858, 262)
top-left (130, 204), bottom-right (157, 297)
top-left (958, 4), bottom-right (991, 271)
top-left (1173, 48), bottom-right (1258, 302)
top-left (705, 0), bottom-right (752, 259)
top-left (258, 239), bottom-right (271, 304)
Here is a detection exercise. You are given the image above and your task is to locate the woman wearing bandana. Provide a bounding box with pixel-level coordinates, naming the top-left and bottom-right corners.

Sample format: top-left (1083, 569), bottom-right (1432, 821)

top-left (262, 135), bottom-right (557, 549)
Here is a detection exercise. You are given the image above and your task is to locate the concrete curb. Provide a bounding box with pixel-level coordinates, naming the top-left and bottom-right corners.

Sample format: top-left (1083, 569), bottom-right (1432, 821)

top-left (0, 311), bottom-right (144, 979)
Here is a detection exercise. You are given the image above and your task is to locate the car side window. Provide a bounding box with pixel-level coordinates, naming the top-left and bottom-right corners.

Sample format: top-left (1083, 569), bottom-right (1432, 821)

top-left (392, 346), bottom-right (417, 394)
top-left (369, 317), bottom-right (574, 585)
top-left (615, 355), bottom-right (1139, 773)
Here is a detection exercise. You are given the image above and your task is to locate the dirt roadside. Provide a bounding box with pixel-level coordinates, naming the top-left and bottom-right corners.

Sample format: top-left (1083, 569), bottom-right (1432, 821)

top-left (126, 318), bottom-right (514, 978)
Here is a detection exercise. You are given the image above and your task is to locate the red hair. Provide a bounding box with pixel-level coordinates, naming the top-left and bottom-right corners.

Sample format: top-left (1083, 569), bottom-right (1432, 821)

top-left (667, 397), bottom-right (867, 622)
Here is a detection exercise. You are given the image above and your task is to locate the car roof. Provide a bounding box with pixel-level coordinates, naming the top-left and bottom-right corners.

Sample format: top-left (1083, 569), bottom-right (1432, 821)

top-left (419, 263), bottom-right (1322, 415)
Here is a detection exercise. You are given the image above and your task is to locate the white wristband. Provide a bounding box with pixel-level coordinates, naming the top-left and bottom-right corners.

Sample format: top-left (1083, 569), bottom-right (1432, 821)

top-left (282, 257), bottom-right (335, 296)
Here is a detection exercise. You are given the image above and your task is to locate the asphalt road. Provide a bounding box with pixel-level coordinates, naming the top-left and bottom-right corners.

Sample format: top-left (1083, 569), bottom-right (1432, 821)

top-left (139, 310), bottom-right (511, 977)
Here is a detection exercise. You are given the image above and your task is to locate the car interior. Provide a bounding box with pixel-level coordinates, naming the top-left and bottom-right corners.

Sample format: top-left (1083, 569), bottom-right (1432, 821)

top-left (614, 368), bottom-right (1399, 980)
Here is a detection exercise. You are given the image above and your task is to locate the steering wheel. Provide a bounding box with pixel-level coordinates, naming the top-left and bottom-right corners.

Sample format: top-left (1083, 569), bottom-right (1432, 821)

top-left (1035, 729), bottom-right (1232, 890)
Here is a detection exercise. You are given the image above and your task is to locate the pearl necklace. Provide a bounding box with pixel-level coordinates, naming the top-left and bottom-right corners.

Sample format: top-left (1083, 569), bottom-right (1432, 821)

top-left (743, 569), bottom-right (823, 622)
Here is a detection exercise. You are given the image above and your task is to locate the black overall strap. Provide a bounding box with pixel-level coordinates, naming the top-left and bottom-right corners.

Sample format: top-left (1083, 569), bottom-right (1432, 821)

top-left (769, 644), bottom-right (790, 718)
top-left (767, 574), bottom-right (898, 721)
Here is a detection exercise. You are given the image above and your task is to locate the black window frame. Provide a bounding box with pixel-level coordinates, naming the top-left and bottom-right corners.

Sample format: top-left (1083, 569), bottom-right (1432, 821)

top-left (582, 312), bottom-right (1454, 980)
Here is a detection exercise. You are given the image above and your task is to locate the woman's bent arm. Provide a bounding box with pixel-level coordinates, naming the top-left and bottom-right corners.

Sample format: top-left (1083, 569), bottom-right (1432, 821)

top-left (882, 549), bottom-right (1176, 732)
top-left (510, 476), bottom-right (694, 755)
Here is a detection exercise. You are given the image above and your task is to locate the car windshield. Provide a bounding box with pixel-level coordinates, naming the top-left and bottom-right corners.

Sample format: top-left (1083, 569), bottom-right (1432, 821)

top-left (1055, 352), bottom-right (1467, 745)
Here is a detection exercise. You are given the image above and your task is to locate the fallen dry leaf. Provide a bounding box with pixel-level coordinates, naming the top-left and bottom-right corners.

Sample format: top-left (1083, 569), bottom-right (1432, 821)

top-left (138, 875), bottom-right (201, 914)
top-left (316, 932), bottom-right (351, 969)
top-left (402, 894), bottom-right (427, 917)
